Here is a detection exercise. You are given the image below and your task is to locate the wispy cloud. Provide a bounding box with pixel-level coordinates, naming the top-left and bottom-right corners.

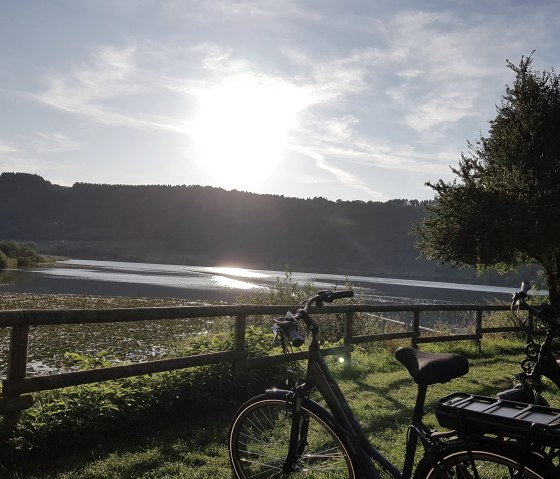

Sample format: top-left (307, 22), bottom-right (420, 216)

top-left (204, 0), bottom-right (305, 18)
top-left (404, 87), bottom-right (478, 133)
top-left (375, 7), bottom-right (543, 140)
top-left (291, 144), bottom-right (388, 201)
top-left (34, 44), bottom-right (190, 133)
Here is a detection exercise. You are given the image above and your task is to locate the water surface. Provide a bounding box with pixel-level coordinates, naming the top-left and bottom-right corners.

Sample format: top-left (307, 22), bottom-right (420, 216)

top-left (0, 259), bottom-right (528, 304)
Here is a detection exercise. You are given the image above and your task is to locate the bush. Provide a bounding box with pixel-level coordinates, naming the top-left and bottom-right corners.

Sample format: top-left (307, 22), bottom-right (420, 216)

top-left (0, 250), bottom-right (17, 269)
top-left (0, 241), bottom-right (45, 268)
top-left (237, 270), bottom-right (362, 343)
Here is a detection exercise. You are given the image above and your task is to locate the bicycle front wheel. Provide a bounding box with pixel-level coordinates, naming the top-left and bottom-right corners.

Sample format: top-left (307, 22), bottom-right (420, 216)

top-left (229, 395), bottom-right (356, 478)
top-left (414, 442), bottom-right (553, 479)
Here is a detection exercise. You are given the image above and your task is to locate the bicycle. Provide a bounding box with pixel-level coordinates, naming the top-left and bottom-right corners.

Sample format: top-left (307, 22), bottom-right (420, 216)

top-left (498, 281), bottom-right (560, 406)
top-left (228, 290), bottom-right (560, 478)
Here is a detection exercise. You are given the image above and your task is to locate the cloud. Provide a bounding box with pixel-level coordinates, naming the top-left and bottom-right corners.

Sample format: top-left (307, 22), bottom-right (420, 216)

top-left (291, 144), bottom-right (388, 201)
top-left (14, 1), bottom-right (559, 200)
top-left (404, 87), bottom-right (477, 132)
top-left (204, 0), bottom-right (304, 18)
top-left (34, 44), bottom-right (191, 134)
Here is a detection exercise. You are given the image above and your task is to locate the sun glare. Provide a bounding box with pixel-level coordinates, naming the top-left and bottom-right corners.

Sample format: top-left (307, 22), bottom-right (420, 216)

top-left (191, 78), bottom-right (307, 187)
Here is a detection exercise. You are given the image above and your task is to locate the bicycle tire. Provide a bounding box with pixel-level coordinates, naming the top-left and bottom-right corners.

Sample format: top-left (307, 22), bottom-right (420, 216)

top-left (413, 442), bottom-right (554, 479)
top-left (229, 394), bottom-right (356, 478)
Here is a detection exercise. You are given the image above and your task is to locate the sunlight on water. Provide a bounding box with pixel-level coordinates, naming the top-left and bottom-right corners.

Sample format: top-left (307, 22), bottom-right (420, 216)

top-left (206, 266), bottom-right (268, 278)
top-left (211, 275), bottom-right (265, 289)
top-left (40, 268), bottom-right (264, 291)
top-left (2, 258), bottom-right (535, 304)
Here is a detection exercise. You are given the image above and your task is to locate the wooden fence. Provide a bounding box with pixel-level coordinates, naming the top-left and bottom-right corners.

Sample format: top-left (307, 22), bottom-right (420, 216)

top-left (0, 302), bottom-right (518, 428)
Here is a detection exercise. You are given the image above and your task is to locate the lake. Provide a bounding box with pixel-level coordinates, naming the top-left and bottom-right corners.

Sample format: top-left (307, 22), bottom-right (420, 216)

top-left (0, 259), bottom-right (534, 377)
top-left (0, 258), bottom-right (528, 304)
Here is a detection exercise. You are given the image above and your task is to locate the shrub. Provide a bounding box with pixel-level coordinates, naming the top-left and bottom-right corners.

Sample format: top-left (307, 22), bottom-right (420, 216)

top-left (0, 241), bottom-right (45, 268)
top-left (0, 250), bottom-right (17, 268)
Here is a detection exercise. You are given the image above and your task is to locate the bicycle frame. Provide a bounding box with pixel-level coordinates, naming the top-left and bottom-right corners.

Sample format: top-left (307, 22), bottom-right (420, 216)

top-left (507, 298), bottom-right (560, 403)
top-left (278, 336), bottom-right (437, 479)
top-left (231, 290), bottom-right (560, 479)
top-left (523, 328), bottom-right (560, 396)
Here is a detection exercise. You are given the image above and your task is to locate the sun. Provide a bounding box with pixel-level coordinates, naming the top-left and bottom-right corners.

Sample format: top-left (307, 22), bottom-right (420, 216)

top-left (191, 77), bottom-right (307, 187)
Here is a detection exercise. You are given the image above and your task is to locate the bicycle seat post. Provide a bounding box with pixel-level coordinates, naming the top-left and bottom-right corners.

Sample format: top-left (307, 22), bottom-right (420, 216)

top-left (401, 383), bottom-right (428, 479)
top-left (395, 347), bottom-right (469, 479)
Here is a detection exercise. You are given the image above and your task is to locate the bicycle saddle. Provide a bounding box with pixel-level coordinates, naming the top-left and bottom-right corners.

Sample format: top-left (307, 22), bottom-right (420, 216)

top-left (394, 347), bottom-right (469, 385)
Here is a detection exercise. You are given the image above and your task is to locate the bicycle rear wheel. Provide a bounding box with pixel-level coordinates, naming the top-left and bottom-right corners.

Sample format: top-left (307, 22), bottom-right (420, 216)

top-left (414, 442), bottom-right (553, 478)
top-left (229, 394), bottom-right (356, 478)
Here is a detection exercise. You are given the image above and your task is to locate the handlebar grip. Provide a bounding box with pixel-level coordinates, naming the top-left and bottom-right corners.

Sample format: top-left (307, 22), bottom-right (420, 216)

top-left (319, 290), bottom-right (354, 303)
top-left (330, 290), bottom-right (354, 300)
top-left (511, 291), bottom-right (528, 307)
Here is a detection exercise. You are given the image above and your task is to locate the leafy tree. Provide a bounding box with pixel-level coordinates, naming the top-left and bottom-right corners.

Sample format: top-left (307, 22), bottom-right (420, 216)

top-left (416, 54), bottom-right (560, 307)
top-left (0, 241), bottom-right (44, 268)
top-left (0, 250), bottom-right (14, 268)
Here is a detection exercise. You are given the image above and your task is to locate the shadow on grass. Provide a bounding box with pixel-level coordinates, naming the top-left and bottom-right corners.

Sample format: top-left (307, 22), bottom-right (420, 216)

top-left (0, 364), bottom-right (285, 478)
top-left (1, 393), bottom-right (246, 479)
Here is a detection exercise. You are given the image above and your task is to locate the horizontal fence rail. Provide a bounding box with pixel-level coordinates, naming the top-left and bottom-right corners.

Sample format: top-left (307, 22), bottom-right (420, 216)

top-left (0, 302), bottom-right (519, 428)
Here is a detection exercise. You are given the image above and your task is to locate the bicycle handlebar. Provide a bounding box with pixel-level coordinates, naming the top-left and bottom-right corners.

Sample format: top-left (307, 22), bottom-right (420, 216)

top-left (301, 290), bottom-right (354, 312)
top-left (275, 290), bottom-right (354, 348)
top-left (511, 290), bottom-right (531, 311)
top-left (511, 287), bottom-right (560, 330)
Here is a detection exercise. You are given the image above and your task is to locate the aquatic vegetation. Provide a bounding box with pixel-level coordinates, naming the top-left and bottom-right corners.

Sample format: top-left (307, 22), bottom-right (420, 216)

top-left (0, 293), bottom-right (222, 378)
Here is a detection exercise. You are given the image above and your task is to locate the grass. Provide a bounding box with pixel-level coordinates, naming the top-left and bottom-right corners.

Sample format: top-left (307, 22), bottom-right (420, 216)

top-left (0, 335), bottom-right (550, 479)
top-left (1, 288), bottom-right (553, 477)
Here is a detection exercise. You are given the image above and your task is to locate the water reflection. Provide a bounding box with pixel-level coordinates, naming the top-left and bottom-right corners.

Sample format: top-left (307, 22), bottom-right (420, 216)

top-left (205, 267), bottom-right (268, 279)
top-left (0, 258), bottom-right (536, 304)
top-left (211, 275), bottom-right (265, 289)
top-left (38, 266), bottom-right (264, 290)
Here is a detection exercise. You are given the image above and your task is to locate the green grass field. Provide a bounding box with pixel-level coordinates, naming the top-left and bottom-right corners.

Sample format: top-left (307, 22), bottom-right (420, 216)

top-left (1, 336), bottom-right (551, 479)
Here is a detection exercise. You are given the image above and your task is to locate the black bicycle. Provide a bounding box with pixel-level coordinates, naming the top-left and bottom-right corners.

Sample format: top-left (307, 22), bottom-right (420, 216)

top-left (498, 282), bottom-right (560, 406)
top-left (229, 290), bottom-right (560, 478)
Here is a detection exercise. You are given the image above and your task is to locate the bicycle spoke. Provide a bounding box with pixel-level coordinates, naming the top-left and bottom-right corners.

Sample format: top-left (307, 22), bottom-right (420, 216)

top-left (230, 398), bottom-right (355, 478)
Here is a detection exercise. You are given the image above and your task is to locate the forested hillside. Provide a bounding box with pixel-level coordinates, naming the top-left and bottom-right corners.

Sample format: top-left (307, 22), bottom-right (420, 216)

top-left (0, 172), bottom-right (517, 284)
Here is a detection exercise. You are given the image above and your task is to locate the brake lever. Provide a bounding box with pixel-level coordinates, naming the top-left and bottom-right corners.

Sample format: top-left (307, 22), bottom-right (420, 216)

top-left (272, 319), bottom-right (284, 344)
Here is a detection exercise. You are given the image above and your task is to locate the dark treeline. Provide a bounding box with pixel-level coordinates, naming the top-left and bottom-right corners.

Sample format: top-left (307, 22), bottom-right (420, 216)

top-left (0, 172), bottom-right (526, 284)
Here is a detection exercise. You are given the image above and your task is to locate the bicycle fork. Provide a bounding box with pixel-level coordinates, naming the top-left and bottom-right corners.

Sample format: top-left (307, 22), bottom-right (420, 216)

top-left (283, 395), bottom-right (307, 475)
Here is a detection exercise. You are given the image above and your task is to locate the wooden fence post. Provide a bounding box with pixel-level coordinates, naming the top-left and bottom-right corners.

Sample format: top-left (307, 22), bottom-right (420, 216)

top-left (343, 312), bottom-right (354, 366)
top-left (232, 315), bottom-right (247, 374)
top-left (411, 311), bottom-right (420, 349)
top-left (1, 325), bottom-right (30, 431)
top-left (475, 310), bottom-right (483, 352)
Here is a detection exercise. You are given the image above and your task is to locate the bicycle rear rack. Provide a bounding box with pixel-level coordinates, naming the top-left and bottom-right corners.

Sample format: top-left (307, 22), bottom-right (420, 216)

top-left (435, 393), bottom-right (560, 448)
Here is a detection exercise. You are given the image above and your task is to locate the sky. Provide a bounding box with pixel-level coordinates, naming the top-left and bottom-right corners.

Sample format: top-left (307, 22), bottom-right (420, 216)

top-left (1, 1), bottom-right (559, 202)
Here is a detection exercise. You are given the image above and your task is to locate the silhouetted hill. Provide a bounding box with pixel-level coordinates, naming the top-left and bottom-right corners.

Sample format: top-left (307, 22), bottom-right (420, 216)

top-left (0, 172), bottom-right (523, 284)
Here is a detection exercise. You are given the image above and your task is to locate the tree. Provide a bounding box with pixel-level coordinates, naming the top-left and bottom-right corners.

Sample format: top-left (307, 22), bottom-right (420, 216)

top-left (0, 241), bottom-right (44, 268)
top-left (416, 53), bottom-right (560, 308)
